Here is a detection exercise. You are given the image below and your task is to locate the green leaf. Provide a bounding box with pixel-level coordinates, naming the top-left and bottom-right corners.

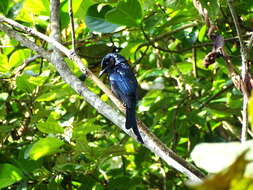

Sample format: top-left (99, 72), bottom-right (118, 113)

top-left (7, 49), bottom-right (30, 72)
top-left (28, 75), bottom-right (49, 86)
top-left (97, 145), bottom-right (126, 167)
top-left (36, 84), bottom-right (75, 101)
top-left (0, 163), bottom-right (23, 189)
top-left (74, 0), bottom-right (95, 19)
top-left (2, 39), bottom-right (17, 56)
top-left (61, 0), bottom-right (83, 13)
top-left (9, 49), bottom-right (29, 68)
top-left (169, 62), bottom-right (193, 77)
top-left (107, 176), bottom-right (142, 190)
top-left (0, 104), bottom-right (7, 120)
top-left (73, 121), bottom-right (101, 139)
top-left (199, 0), bottom-right (220, 20)
top-left (105, 0), bottom-right (143, 27)
top-left (207, 103), bottom-right (239, 115)
top-left (72, 120), bottom-right (101, 159)
top-left (0, 0), bottom-right (9, 15)
top-left (16, 74), bottom-right (36, 93)
top-left (16, 148), bottom-right (43, 174)
top-left (0, 54), bottom-right (9, 73)
top-left (143, 12), bottom-right (163, 30)
top-left (28, 137), bottom-right (64, 160)
top-left (138, 68), bottom-right (169, 81)
top-left (77, 44), bottom-right (114, 64)
top-left (37, 118), bottom-right (64, 134)
top-left (0, 125), bottom-right (15, 133)
top-left (16, 0), bottom-right (49, 22)
top-left (85, 4), bottom-right (119, 33)
top-left (248, 94), bottom-right (253, 131)
top-left (198, 25), bottom-right (207, 42)
top-left (15, 71), bottom-right (49, 93)
top-left (36, 111), bottom-right (64, 134)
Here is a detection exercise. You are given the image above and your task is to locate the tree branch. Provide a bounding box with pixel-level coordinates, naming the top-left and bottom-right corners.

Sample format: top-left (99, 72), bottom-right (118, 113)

top-left (227, 0), bottom-right (250, 143)
top-left (0, 18), bottom-right (205, 182)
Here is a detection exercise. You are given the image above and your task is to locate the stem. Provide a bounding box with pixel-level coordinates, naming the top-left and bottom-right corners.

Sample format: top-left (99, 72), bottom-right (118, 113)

top-left (227, 0), bottom-right (249, 143)
top-left (68, 0), bottom-right (76, 52)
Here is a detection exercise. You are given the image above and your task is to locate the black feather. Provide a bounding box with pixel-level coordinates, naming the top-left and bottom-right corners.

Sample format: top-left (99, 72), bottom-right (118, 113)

top-left (99, 53), bottom-right (144, 144)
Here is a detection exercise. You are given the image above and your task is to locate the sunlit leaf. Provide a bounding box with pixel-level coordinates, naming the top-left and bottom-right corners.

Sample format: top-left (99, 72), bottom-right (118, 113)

top-left (28, 137), bottom-right (64, 160)
top-left (16, 0), bottom-right (49, 22)
top-left (36, 85), bottom-right (75, 101)
top-left (198, 25), bottom-right (207, 42)
top-left (36, 119), bottom-right (64, 134)
top-left (248, 93), bottom-right (253, 131)
top-left (9, 49), bottom-right (30, 69)
top-left (0, 163), bottom-right (23, 189)
top-left (0, 54), bottom-right (9, 73)
top-left (74, 0), bottom-right (95, 19)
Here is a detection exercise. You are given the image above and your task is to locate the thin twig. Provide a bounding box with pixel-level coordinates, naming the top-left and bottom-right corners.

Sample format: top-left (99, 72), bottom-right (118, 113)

top-left (140, 24), bottom-right (180, 53)
top-left (68, 0), bottom-right (76, 52)
top-left (144, 22), bottom-right (198, 45)
top-left (134, 45), bottom-right (149, 65)
top-left (248, 32), bottom-right (253, 52)
top-left (227, 0), bottom-right (250, 143)
top-left (199, 83), bottom-right (234, 109)
top-left (138, 22), bottom-right (198, 54)
top-left (1, 54), bottom-right (41, 79)
top-left (192, 47), bottom-right (198, 78)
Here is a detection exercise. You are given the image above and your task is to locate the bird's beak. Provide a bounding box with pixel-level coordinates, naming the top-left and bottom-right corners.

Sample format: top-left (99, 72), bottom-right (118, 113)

top-left (99, 69), bottom-right (106, 78)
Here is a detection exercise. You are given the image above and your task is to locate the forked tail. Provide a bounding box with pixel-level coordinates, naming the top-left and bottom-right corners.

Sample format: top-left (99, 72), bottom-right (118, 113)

top-left (126, 107), bottom-right (144, 144)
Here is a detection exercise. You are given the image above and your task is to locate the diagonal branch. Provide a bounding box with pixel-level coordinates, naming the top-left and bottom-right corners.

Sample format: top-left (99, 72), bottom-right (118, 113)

top-left (0, 19), bottom-right (205, 182)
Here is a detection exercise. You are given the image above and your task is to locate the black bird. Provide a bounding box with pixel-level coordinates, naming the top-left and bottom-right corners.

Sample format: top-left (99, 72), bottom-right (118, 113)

top-left (99, 53), bottom-right (144, 144)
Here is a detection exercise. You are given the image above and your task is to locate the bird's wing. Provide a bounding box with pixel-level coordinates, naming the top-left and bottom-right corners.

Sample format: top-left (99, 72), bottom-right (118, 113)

top-left (109, 68), bottom-right (137, 108)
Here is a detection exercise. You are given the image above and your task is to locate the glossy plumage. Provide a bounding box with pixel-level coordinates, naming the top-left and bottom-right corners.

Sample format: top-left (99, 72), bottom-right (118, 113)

top-left (99, 53), bottom-right (144, 144)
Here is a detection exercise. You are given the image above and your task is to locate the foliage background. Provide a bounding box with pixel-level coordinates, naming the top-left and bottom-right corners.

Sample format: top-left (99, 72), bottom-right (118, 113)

top-left (0, 0), bottom-right (253, 189)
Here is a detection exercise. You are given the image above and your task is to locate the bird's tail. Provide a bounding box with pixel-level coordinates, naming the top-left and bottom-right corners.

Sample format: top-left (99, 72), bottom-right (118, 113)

top-left (126, 107), bottom-right (144, 144)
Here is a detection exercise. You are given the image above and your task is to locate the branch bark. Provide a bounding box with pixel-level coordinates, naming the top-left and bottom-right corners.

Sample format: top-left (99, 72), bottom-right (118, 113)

top-left (0, 17), bottom-right (205, 182)
top-left (227, 0), bottom-right (250, 143)
top-left (192, 0), bottom-right (252, 143)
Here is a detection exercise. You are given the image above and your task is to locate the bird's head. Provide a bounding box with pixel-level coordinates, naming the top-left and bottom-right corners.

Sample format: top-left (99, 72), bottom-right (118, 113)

top-left (99, 53), bottom-right (117, 78)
